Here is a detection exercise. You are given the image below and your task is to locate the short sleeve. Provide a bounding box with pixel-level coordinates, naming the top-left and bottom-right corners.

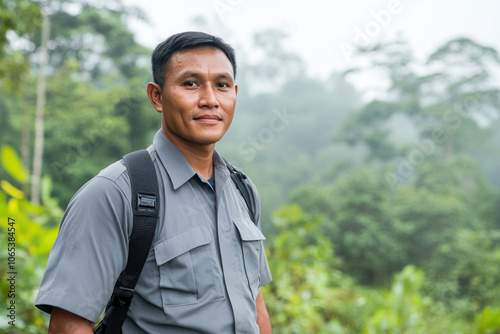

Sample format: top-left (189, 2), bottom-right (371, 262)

top-left (35, 169), bottom-right (133, 322)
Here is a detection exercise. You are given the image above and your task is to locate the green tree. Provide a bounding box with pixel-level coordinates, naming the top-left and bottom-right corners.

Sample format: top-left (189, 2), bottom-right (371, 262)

top-left (42, 67), bottom-right (134, 204)
top-left (425, 229), bottom-right (500, 317)
top-left (31, 0), bottom-right (149, 82)
top-left (291, 168), bottom-right (407, 285)
top-left (1, 0), bottom-right (155, 205)
top-left (290, 154), bottom-right (500, 287)
top-left (0, 0), bottom-right (42, 188)
top-left (0, 0), bottom-right (41, 92)
top-left (338, 37), bottom-right (500, 166)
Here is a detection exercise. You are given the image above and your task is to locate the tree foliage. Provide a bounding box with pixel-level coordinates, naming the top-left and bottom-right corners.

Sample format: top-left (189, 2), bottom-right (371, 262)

top-left (262, 205), bottom-right (350, 332)
top-left (0, 0), bottom-right (41, 93)
top-left (338, 38), bottom-right (500, 166)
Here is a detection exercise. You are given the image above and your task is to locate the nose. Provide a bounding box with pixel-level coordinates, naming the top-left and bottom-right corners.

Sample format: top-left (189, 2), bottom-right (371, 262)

top-left (199, 85), bottom-right (219, 109)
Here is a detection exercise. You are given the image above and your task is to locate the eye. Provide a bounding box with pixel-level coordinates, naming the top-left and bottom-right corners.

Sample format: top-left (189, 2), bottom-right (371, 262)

top-left (217, 82), bottom-right (230, 88)
top-left (183, 81), bottom-right (197, 87)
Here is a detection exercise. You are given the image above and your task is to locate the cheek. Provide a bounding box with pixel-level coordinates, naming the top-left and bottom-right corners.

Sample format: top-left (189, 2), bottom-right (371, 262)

top-left (229, 103), bottom-right (237, 120)
top-left (226, 109), bottom-right (235, 123)
top-left (163, 92), bottom-right (194, 117)
top-left (223, 96), bottom-right (237, 116)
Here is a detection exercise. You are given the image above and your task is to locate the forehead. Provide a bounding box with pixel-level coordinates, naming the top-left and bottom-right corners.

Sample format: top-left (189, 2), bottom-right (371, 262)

top-left (165, 47), bottom-right (234, 79)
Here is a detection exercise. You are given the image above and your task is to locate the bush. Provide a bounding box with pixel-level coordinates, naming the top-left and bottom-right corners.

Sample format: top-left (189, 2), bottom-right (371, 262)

top-left (0, 146), bottom-right (60, 333)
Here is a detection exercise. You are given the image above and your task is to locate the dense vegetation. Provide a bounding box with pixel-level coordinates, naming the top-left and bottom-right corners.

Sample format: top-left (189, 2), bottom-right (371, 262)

top-left (1, 0), bottom-right (500, 333)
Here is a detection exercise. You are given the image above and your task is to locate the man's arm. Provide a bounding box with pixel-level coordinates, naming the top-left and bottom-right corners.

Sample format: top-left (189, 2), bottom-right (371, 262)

top-left (256, 290), bottom-right (272, 334)
top-left (48, 307), bottom-right (94, 334)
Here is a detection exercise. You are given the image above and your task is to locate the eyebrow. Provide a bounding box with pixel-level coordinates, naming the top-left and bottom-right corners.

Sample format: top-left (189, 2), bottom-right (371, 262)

top-left (178, 71), bottom-right (234, 81)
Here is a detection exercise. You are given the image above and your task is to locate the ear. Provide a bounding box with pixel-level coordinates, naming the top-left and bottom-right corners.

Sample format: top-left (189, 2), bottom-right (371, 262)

top-left (234, 84), bottom-right (238, 96)
top-left (147, 82), bottom-right (163, 113)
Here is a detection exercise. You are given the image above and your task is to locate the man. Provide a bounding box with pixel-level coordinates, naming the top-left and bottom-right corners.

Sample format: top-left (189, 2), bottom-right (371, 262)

top-left (35, 31), bottom-right (272, 334)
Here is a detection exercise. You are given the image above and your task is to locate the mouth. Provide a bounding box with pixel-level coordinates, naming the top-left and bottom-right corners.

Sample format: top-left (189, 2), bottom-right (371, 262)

top-left (193, 113), bottom-right (223, 124)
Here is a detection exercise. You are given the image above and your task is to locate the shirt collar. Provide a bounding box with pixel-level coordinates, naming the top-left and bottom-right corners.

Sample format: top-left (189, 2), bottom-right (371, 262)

top-left (213, 149), bottom-right (230, 191)
top-left (153, 130), bottom-right (196, 190)
top-left (152, 130), bottom-right (229, 190)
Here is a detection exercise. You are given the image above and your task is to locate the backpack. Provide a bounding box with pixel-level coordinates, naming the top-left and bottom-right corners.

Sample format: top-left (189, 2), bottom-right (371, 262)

top-left (94, 149), bottom-right (256, 333)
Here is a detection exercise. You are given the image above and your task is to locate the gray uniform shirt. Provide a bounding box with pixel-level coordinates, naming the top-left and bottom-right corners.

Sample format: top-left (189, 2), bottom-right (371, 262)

top-left (35, 130), bottom-right (272, 333)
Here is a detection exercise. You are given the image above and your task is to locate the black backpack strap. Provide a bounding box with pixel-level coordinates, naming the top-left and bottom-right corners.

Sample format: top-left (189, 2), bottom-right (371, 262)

top-left (96, 149), bottom-right (159, 334)
top-left (224, 159), bottom-right (258, 225)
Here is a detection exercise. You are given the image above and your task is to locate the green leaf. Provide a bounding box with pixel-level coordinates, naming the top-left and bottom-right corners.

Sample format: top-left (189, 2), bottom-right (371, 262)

top-left (1, 145), bottom-right (28, 183)
top-left (1, 180), bottom-right (24, 199)
top-left (475, 307), bottom-right (500, 332)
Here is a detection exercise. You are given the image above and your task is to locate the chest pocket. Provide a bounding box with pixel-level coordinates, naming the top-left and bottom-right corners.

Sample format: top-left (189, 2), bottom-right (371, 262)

top-left (233, 218), bottom-right (266, 300)
top-left (154, 225), bottom-right (223, 308)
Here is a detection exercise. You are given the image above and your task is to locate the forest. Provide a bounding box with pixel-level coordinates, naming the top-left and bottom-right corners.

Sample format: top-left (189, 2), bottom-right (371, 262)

top-left (1, 0), bottom-right (500, 333)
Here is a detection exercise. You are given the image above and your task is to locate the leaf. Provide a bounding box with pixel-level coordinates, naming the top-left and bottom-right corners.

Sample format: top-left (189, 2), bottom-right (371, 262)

top-left (1, 145), bottom-right (28, 183)
top-left (18, 198), bottom-right (44, 215)
top-left (35, 226), bottom-right (59, 256)
top-left (1, 180), bottom-right (24, 199)
top-left (475, 307), bottom-right (500, 332)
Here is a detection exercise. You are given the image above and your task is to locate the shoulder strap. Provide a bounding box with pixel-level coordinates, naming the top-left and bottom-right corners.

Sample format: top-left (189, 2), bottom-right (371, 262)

top-left (97, 149), bottom-right (159, 334)
top-left (224, 159), bottom-right (258, 225)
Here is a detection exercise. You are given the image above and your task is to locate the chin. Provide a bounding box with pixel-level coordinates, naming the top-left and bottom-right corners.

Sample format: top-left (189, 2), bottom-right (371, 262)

top-left (184, 134), bottom-right (220, 145)
top-left (194, 131), bottom-right (226, 144)
top-left (196, 137), bottom-right (223, 145)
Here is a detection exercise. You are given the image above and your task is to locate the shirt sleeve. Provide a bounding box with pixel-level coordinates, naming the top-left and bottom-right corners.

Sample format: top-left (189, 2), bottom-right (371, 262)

top-left (35, 171), bottom-right (133, 322)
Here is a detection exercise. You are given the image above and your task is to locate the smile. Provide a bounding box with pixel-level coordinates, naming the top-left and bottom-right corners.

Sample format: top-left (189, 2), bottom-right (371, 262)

top-left (193, 114), bottom-right (222, 124)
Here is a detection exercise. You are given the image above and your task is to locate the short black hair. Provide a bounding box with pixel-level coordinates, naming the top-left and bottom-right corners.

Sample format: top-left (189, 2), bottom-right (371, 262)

top-left (152, 31), bottom-right (237, 88)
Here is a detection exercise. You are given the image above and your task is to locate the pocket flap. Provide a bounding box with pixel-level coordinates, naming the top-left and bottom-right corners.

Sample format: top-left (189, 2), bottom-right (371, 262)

top-left (233, 219), bottom-right (266, 241)
top-left (154, 225), bottom-right (212, 265)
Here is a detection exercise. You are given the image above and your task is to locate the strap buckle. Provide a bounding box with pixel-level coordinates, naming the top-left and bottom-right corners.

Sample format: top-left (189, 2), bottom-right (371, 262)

top-left (111, 286), bottom-right (135, 308)
top-left (137, 193), bottom-right (157, 214)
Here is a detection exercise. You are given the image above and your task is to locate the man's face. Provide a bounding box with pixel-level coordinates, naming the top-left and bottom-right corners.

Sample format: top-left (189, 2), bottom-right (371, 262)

top-left (148, 47), bottom-right (238, 149)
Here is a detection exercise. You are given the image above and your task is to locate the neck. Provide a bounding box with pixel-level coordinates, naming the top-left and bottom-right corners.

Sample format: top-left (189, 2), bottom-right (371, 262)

top-left (163, 128), bottom-right (214, 180)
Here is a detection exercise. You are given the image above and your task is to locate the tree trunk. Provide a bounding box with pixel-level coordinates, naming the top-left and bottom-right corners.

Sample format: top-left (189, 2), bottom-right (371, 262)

top-left (21, 100), bottom-right (31, 195)
top-left (21, 42), bottom-right (33, 195)
top-left (31, 12), bottom-right (50, 205)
